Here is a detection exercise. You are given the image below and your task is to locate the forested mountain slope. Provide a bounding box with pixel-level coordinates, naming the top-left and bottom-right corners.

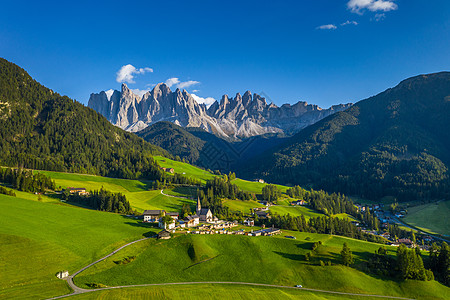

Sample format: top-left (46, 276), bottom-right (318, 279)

top-left (241, 72), bottom-right (450, 201)
top-left (0, 58), bottom-right (168, 179)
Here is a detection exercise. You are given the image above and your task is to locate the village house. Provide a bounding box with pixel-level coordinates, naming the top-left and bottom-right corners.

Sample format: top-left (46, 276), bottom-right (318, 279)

top-left (258, 200), bottom-right (271, 207)
top-left (249, 227), bottom-right (281, 237)
top-left (160, 167), bottom-right (175, 174)
top-left (143, 210), bottom-right (165, 222)
top-left (157, 229), bottom-right (171, 239)
top-left (66, 187), bottom-right (89, 196)
top-left (184, 214), bottom-right (200, 227)
top-left (244, 219), bottom-right (255, 226)
top-left (291, 200), bottom-right (306, 206)
top-left (166, 212), bottom-right (179, 220)
top-left (256, 179), bottom-right (265, 183)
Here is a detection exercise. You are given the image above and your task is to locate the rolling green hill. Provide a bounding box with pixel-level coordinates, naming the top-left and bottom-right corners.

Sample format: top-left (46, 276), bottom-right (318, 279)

top-left (0, 194), bottom-right (157, 299)
top-left (242, 72), bottom-right (450, 202)
top-left (74, 232), bottom-right (449, 300)
top-left (0, 58), bottom-right (168, 179)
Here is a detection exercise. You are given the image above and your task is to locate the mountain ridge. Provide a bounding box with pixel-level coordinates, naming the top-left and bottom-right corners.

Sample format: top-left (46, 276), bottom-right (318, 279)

top-left (88, 84), bottom-right (351, 139)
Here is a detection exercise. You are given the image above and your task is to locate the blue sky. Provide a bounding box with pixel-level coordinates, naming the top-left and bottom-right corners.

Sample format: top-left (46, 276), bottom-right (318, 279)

top-left (1, 0), bottom-right (449, 108)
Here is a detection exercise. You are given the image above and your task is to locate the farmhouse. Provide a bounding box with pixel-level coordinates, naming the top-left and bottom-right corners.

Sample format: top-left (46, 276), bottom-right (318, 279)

top-left (160, 167), bottom-right (175, 174)
top-left (166, 212), bottom-right (179, 220)
top-left (244, 219), bottom-right (255, 226)
top-left (157, 229), bottom-right (171, 239)
top-left (196, 197), bottom-right (214, 222)
top-left (249, 227), bottom-right (281, 237)
top-left (291, 200), bottom-right (306, 206)
top-left (66, 187), bottom-right (89, 196)
top-left (143, 210), bottom-right (164, 222)
top-left (184, 214), bottom-right (200, 227)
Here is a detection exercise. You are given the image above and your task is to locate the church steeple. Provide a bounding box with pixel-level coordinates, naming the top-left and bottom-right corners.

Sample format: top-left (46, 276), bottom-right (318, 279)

top-left (197, 196), bottom-right (201, 214)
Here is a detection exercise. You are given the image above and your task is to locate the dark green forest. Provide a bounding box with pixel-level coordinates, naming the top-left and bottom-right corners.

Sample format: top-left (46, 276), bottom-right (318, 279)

top-left (242, 73), bottom-right (450, 202)
top-left (0, 58), bottom-right (169, 180)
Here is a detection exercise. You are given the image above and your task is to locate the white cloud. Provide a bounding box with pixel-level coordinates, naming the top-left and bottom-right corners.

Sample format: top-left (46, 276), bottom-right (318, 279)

top-left (347, 0), bottom-right (397, 14)
top-left (116, 64), bottom-right (153, 83)
top-left (341, 20), bottom-right (358, 26)
top-left (373, 13), bottom-right (386, 21)
top-left (164, 78), bottom-right (200, 89)
top-left (316, 24), bottom-right (337, 30)
top-left (192, 90), bottom-right (199, 93)
top-left (177, 80), bottom-right (200, 89)
top-left (131, 89), bottom-right (150, 97)
top-left (191, 94), bottom-right (216, 108)
top-left (165, 77), bottom-right (180, 88)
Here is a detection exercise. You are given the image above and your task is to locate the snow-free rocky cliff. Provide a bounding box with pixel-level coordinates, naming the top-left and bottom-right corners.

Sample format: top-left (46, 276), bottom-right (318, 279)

top-left (88, 83), bottom-right (351, 139)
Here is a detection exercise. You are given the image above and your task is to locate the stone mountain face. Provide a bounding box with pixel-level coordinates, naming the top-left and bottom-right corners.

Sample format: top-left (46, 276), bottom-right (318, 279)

top-left (88, 83), bottom-right (351, 138)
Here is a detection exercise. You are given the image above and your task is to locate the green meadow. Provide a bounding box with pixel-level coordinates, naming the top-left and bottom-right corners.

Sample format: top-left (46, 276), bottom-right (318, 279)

top-left (74, 232), bottom-right (449, 300)
top-left (154, 156), bottom-right (217, 183)
top-left (403, 200), bottom-right (450, 236)
top-left (231, 178), bottom-right (289, 193)
top-left (0, 194), bottom-right (158, 299)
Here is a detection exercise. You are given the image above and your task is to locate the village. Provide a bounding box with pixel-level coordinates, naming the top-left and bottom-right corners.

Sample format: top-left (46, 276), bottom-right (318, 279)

top-left (64, 185), bottom-right (437, 248)
top-left (144, 196), bottom-right (281, 240)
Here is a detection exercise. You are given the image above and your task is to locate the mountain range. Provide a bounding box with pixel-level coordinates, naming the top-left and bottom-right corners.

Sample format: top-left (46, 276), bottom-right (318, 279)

top-left (88, 84), bottom-right (351, 139)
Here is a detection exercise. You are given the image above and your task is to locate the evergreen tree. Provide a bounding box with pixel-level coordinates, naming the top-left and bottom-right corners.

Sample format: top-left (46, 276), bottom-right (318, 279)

top-left (341, 242), bottom-right (354, 266)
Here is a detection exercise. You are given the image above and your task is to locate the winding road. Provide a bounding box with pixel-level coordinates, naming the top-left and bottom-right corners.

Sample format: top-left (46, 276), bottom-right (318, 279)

top-left (46, 236), bottom-right (416, 300)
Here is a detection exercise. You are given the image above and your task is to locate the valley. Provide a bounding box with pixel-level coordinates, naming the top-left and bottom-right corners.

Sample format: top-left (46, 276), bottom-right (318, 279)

top-left (1, 57), bottom-right (449, 300)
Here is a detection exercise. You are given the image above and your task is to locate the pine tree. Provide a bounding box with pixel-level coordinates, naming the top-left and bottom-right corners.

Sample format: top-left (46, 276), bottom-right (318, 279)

top-left (341, 242), bottom-right (354, 266)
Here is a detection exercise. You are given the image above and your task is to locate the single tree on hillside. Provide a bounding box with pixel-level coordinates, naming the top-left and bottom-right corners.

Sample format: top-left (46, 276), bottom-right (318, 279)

top-left (341, 242), bottom-right (354, 266)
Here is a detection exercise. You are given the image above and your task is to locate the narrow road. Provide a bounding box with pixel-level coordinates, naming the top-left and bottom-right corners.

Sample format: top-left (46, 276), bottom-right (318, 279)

top-left (46, 236), bottom-right (416, 300)
top-left (48, 281), bottom-right (415, 300)
top-left (160, 189), bottom-right (192, 200)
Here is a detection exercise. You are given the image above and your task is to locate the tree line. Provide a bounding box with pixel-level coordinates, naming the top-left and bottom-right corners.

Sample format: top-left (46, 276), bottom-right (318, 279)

top-left (64, 187), bottom-right (134, 214)
top-left (0, 167), bottom-right (55, 193)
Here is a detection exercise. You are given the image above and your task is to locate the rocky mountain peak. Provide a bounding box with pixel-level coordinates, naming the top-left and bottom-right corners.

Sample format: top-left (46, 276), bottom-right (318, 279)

top-left (89, 85), bottom-right (352, 139)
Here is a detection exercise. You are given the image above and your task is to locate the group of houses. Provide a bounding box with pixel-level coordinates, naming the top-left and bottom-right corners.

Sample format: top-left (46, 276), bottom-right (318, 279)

top-left (144, 197), bottom-right (216, 230)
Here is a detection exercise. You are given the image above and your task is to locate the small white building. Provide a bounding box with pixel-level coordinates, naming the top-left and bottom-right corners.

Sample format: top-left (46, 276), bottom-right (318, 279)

top-left (56, 270), bottom-right (69, 279)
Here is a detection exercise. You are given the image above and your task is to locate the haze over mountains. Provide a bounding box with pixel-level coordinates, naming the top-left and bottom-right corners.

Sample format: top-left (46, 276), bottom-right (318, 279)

top-left (88, 83), bottom-right (351, 139)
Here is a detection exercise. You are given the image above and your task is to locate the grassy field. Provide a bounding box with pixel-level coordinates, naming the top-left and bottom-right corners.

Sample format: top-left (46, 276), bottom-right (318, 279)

top-left (0, 194), bottom-right (158, 299)
top-left (270, 205), bottom-right (324, 219)
top-left (403, 201), bottom-right (450, 236)
top-left (67, 284), bottom-right (381, 300)
top-left (223, 199), bottom-right (265, 212)
top-left (231, 178), bottom-right (289, 193)
top-left (154, 156), bottom-right (217, 183)
top-left (31, 169), bottom-right (193, 213)
top-left (74, 232), bottom-right (449, 300)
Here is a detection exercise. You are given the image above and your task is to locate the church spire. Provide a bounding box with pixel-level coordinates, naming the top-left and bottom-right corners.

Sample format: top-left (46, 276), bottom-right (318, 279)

top-left (197, 196), bottom-right (201, 214)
